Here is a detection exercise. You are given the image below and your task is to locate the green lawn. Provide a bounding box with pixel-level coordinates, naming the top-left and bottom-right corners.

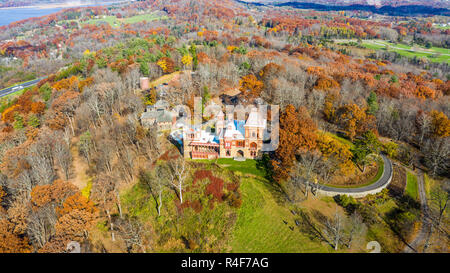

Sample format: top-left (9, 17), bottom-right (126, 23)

top-left (337, 39), bottom-right (450, 64)
top-left (423, 173), bottom-right (439, 201)
top-left (361, 42), bottom-right (384, 51)
top-left (406, 172), bottom-right (418, 200)
top-left (435, 25), bottom-right (450, 30)
top-left (230, 177), bottom-right (331, 252)
top-left (122, 14), bottom-right (168, 24)
top-left (359, 40), bottom-right (450, 64)
top-left (82, 13), bottom-right (168, 28)
top-left (194, 158), bottom-right (266, 177)
top-left (82, 16), bottom-right (120, 27)
top-left (321, 131), bottom-right (354, 149)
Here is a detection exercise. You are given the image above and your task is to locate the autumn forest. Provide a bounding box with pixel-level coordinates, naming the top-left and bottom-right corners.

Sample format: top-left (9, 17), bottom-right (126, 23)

top-left (0, 0), bottom-right (448, 254)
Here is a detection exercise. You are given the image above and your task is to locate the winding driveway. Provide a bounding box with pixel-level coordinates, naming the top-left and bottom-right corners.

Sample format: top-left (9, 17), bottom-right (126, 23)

top-left (403, 171), bottom-right (432, 253)
top-left (317, 154), bottom-right (393, 198)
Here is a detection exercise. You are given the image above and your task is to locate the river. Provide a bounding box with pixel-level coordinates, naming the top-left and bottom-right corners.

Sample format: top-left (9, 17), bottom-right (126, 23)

top-left (0, 1), bottom-right (126, 27)
top-left (0, 7), bottom-right (65, 26)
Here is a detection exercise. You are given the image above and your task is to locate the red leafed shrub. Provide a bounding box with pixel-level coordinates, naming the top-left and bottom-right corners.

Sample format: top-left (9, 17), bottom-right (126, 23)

top-left (190, 200), bottom-right (203, 213)
top-left (159, 151), bottom-right (170, 161)
top-left (193, 170), bottom-right (213, 184)
top-left (226, 181), bottom-right (239, 192)
top-left (174, 198), bottom-right (203, 214)
top-left (181, 200), bottom-right (190, 210)
top-left (2, 126), bottom-right (13, 133)
top-left (174, 199), bottom-right (183, 214)
top-left (191, 169), bottom-right (242, 210)
top-left (209, 199), bottom-right (215, 210)
top-left (205, 177), bottom-right (224, 202)
top-left (158, 150), bottom-right (179, 161)
top-left (226, 192), bottom-right (242, 208)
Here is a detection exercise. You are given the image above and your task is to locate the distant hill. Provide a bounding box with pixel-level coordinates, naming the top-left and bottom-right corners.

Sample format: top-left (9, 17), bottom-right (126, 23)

top-left (279, 2), bottom-right (450, 16)
top-left (241, 0), bottom-right (450, 9)
top-left (239, 1), bottom-right (450, 16)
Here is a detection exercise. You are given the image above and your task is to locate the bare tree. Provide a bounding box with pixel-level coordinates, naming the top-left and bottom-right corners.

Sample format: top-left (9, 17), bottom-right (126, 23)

top-left (323, 209), bottom-right (345, 251)
top-left (27, 206), bottom-right (57, 249)
top-left (422, 138), bottom-right (450, 176)
top-left (54, 140), bottom-right (72, 180)
top-left (168, 158), bottom-right (189, 204)
top-left (430, 183), bottom-right (449, 230)
top-left (346, 212), bottom-right (367, 249)
top-left (416, 113), bottom-right (432, 145)
top-left (92, 173), bottom-right (118, 242)
top-left (115, 217), bottom-right (147, 253)
top-left (125, 67), bottom-right (141, 94)
top-left (28, 148), bottom-right (56, 186)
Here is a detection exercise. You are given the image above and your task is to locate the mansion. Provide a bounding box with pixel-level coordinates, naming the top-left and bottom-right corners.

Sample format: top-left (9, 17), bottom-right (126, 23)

top-left (183, 107), bottom-right (267, 159)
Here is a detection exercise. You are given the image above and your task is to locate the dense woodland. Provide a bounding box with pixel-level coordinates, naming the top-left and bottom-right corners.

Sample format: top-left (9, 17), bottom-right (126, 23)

top-left (0, 0), bottom-right (448, 253)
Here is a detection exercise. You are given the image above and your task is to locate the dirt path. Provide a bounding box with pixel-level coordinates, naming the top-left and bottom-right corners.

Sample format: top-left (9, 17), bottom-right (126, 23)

top-left (403, 171), bottom-right (432, 253)
top-left (69, 143), bottom-right (90, 190)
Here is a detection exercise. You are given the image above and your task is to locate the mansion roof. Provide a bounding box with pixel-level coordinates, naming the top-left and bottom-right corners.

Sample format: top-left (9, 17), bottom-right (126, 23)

top-left (186, 107), bottom-right (267, 145)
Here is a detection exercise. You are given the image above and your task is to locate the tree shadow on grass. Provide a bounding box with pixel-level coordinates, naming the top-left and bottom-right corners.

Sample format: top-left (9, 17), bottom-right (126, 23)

top-left (254, 154), bottom-right (291, 205)
top-left (294, 209), bottom-right (334, 249)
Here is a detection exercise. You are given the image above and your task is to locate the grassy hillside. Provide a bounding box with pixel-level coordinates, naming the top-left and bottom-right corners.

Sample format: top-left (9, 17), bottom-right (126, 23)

top-left (118, 157), bottom-right (337, 253)
top-left (194, 158), bottom-right (266, 177)
top-left (231, 177), bottom-right (332, 252)
top-left (336, 39), bottom-right (450, 64)
top-left (82, 13), bottom-right (168, 28)
top-left (361, 40), bottom-right (450, 64)
top-left (406, 172), bottom-right (418, 200)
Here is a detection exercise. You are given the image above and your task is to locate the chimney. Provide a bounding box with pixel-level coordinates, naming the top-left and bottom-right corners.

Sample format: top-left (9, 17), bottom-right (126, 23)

top-left (140, 77), bottom-right (149, 90)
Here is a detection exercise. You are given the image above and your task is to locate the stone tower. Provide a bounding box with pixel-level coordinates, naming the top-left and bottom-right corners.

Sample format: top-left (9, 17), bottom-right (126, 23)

top-left (215, 110), bottom-right (224, 136)
top-left (244, 107), bottom-right (265, 158)
top-left (183, 126), bottom-right (193, 159)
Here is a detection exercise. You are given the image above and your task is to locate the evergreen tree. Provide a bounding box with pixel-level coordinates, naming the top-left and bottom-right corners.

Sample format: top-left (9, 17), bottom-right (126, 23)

top-left (351, 131), bottom-right (381, 172)
top-left (367, 91), bottom-right (379, 115)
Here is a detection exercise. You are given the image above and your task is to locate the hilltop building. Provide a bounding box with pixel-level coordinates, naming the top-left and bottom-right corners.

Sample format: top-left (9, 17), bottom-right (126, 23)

top-left (140, 100), bottom-right (176, 131)
top-left (183, 107), bottom-right (267, 159)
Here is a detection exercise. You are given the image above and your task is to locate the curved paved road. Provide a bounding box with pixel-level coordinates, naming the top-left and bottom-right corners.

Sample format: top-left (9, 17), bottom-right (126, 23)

top-left (318, 154), bottom-right (393, 196)
top-left (0, 77), bottom-right (44, 98)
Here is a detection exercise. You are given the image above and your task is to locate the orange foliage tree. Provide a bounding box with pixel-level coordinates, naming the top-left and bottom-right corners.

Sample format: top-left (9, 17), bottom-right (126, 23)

top-left (52, 76), bottom-right (79, 92)
top-left (316, 133), bottom-right (354, 176)
top-left (415, 85), bottom-right (436, 99)
top-left (315, 77), bottom-right (340, 91)
top-left (271, 105), bottom-right (318, 183)
top-left (430, 110), bottom-right (450, 138)
top-left (0, 219), bottom-right (32, 253)
top-left (335, 104), bottom-right (376, 141)
top-left (239, 74), bottom-right (264, 99)
top-left (157, 57), bottom-right (175, 74)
